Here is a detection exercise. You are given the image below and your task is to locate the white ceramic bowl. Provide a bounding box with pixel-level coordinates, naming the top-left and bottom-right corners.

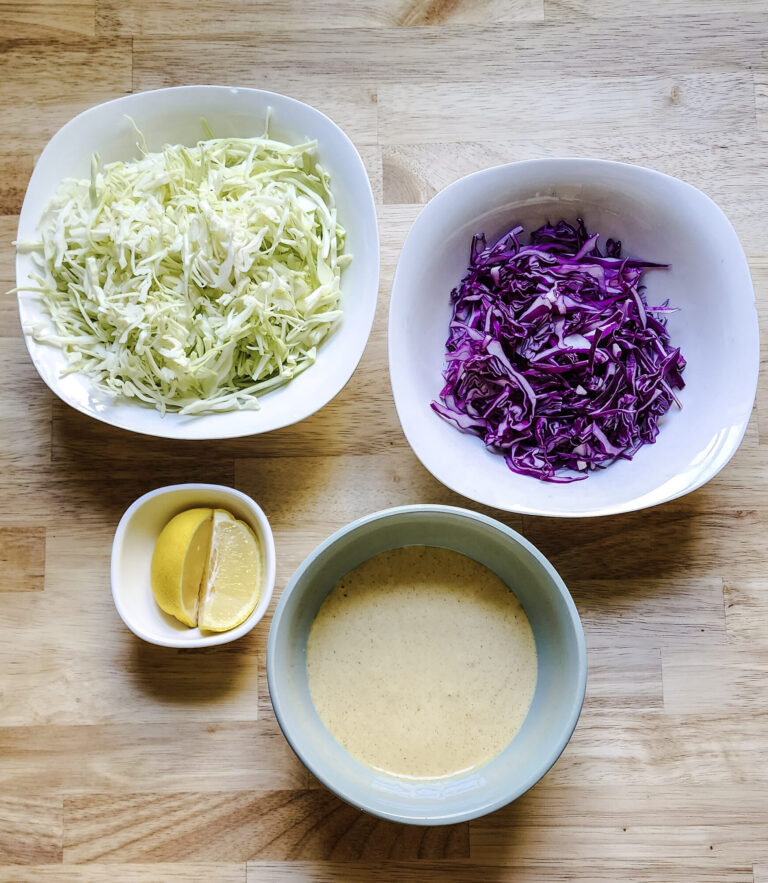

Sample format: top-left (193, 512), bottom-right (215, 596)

top-left (16, 85), bottom-right (379, 439)
top-left (389, 159), bottom-right (759, 517)
top-left (111, 484), bottom-right (276, 647)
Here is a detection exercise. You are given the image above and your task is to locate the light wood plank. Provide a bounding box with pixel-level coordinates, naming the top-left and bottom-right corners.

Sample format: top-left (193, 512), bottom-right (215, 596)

top-left (584, 648), bottom-right (662, 711)
top-left (62, 790), bottom-right (469, 862)
top-left (475, 781), bottom-right (768, 828)
top-left (521, 503), bottom-right (768, 583)
top-left (0, 526), bottom-right (45, 592)
top-left (378, 74), bottom-right (756, 145)
top-left (0, 1), bottom-right (95, 37)
top-left (0, 724), bottom-right (307, 795)
top-left (0, 338), bottom-right (53, 474)
top-left (0, 612), bottom-right (265, 726)
top-left (545, 0), bottom-right (768, 18)
top-left (470, 822), bottom-right (768, 865)
top-left (755, 69), bottom-right (768, 138)
top-left (98, 0), bottom-right (542, 35)
top-left (0, 215), bottom-right (17, 267)
top-left (0, 865), bottom-right (246, 881)
top-left (0, 795), bottom-right (62, 864)
top-left (755, 262), bottom-right (768, 445)
top-left (235, 449), bottom-right (521, 532)
top-left (0, 156), bottom-right (33, 215)
top-left (0, 40), bottom-right (131, 155)
top-left (725, 579), bottom-right (768, 648)
top-left (357, 145), bottom-right (383, 205)
top-left (0, 461), bottom-right (236, 523)
top-left (247, 862), bottom-right (753, 882)
top-left (663, 647), bottom-right (768, 714)
top-left (397, 0), bottom-right (543, 26)
top-left (131, 19), bottom-right (768, 85)
top-left (2, 214), bottom-right (23, 338)
top-left (572, 578), bottom-right (726, 651)
top-left (552, 711), bottom-right (768, 787)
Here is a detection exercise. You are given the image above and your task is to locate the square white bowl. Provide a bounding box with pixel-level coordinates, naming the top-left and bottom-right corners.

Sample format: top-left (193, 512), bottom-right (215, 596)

top-left (16, 86), bottom-right (379, 439)
top-left (111, 484), bottom-right (276, 648)
top-left (389, 159), bottom-right (759, 517)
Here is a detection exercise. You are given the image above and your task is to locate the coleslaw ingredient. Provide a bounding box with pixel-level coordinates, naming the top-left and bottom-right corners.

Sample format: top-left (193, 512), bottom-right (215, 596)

top-left (17, 131), bottom-right (350, 414)
top-left (432, 219), bottom-right (686, 482)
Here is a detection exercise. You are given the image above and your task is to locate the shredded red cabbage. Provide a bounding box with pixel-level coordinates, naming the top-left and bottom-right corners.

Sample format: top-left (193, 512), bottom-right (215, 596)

top-left (431, 219), bottom-right (686, 483)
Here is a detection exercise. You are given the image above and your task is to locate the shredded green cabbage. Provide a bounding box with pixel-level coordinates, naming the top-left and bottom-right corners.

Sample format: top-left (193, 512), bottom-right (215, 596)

top-left (17, 130), bottom-right (351, 414)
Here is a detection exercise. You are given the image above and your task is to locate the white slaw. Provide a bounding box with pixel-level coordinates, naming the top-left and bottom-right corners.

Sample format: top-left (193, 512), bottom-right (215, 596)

top-left (16, 129), bottom-right (351, 414)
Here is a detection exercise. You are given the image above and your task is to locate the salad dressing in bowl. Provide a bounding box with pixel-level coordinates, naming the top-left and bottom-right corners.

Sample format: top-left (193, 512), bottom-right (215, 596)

top-left (267, 504), bottom-right (587, 825)
top-left (306, 546), bottom-right (538, 779)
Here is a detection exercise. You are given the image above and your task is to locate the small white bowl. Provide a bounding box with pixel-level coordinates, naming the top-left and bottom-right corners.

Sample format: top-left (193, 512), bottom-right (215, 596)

top-left (16, 85), bottom-right (379, 439)
top-left (111, 484), bottom-right (276, 647)
top-left (389, 158), bottom-right (759, 518)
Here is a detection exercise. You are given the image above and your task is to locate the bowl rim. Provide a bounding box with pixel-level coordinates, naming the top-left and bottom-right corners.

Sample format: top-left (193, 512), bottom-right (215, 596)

top-left (111, 482), bottom-right (276, 648)
top-left (16, 84), bottom-right (380, 440)
top-left (388, 156), bottom-right (760, 518)
top-left (266, 503), bottom-right (587, 825)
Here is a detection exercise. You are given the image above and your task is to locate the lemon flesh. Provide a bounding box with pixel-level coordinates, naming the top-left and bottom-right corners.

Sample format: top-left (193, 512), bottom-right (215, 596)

top-left (198, 509), bottom-right (263, 632)
top-left (150, 508), bottom-right (214, 627)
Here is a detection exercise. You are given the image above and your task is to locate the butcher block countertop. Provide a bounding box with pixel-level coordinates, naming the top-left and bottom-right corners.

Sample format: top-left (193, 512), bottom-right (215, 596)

top-left (2, 2), bottom-right (768, 880)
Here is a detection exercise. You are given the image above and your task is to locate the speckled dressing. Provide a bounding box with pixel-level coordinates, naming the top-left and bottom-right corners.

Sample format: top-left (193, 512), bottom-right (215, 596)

top-left (306, 546), bottom-right (538, 779)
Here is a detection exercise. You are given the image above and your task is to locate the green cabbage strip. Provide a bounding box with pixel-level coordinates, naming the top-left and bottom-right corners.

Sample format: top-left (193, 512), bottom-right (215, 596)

top-left (16, 134), bottom-right (351, 414)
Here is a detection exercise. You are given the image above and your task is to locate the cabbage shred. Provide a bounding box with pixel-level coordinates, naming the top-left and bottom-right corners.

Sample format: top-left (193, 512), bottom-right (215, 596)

top-left (18, 134), bottom-right (351, 414)
top-left (432, 220), bottom-right (686, 483)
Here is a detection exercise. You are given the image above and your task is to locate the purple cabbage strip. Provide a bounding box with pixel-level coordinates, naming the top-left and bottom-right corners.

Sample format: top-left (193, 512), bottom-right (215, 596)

top-left (431, 219), bottom-right (686, 483)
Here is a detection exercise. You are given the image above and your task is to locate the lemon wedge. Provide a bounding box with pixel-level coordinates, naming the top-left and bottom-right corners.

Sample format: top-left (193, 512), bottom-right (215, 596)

top-left (198, 509), bottom-right (263, 632)
top-left (150, 507), bottom-right (214, 627)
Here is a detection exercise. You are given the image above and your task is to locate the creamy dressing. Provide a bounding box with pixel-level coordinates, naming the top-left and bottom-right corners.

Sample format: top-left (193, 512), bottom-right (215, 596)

top-left (306, 546), bottom-right (538, 779)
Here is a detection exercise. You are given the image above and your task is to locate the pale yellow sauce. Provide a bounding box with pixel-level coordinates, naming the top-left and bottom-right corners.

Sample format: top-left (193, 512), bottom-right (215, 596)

top-left (306, 546), bottom-right (538, 779)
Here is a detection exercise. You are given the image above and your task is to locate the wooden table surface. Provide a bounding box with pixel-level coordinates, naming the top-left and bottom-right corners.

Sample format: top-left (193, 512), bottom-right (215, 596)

top-left (2, 2), bottom-right (768, 881)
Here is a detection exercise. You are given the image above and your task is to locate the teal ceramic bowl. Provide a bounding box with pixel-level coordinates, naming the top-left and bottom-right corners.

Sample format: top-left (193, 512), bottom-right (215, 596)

top-left (267, 505), bottom-right (586, 825)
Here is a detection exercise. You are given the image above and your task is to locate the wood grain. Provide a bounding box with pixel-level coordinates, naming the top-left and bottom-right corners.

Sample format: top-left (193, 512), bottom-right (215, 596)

top-left (725, 579), bottom-right (768, 648)
top-left (545, 0), bottom-right (768, 17)
top-left (1, 2), bottom-right (768, 880)
top-left (378, 74), bottom-right (756, 145)
top-left (662, 648), bottom-right (768, 713)
top-left (0, 527), bottom-right (45, 592)
top-left (0, 340), bottom-right (53, 471)
top-left (0, 865), bottom-right (246, 881)
top-left (0, 1), bottom-right (95, 38)
top-left (129, 17), bottom-right (768, 85)
top-left (553, 712), bottom-right (768, 787)
top-left (571, 577), bottom-right (727, 650)
top-left (754, 69), bottom-right (768, 137)
top-left (97, 0), bottom-right (543, 35)
top-left (0, 157), bottom-right (34, 215)
top-left (246, 862), bottom-right (755, 882)
top-left (0, 723), bottom-right (307, 795)
top-left (756, 262), bottom-right (768, 443)
top-left (0, 39), bottom-right (131, 153)
top-left (0, 795), bottom-right (62, 865)
top-left (62, 791), bottom-right (469, 863)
